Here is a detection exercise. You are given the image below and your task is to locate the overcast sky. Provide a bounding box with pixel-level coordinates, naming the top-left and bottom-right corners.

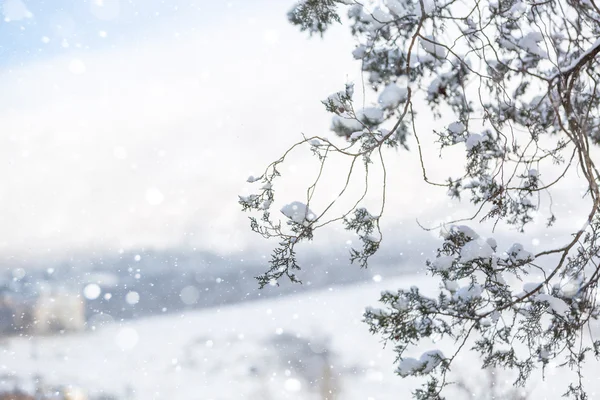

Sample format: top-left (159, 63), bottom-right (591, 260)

top-left (0, 0), bottom-right (358, 259)
top-left (0, 0), bottom-right (589, 268)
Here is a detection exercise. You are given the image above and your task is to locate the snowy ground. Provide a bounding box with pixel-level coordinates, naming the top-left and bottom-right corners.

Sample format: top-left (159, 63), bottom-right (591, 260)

top-left (2, 275), bottom-right (600, 399)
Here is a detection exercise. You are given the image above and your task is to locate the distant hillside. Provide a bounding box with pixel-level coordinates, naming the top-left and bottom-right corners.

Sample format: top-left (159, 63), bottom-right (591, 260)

top-left (0, 247), bottom-right (415, 324)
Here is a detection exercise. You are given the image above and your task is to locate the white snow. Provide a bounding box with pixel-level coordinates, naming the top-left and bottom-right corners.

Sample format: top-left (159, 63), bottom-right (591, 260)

top-left (507, 243), bottom-right (534, 263)
top-left (2, 275), bottom-right (596, 399)
top-left (454, 283), bottom-right (483, 301)
top-left (352, 45), bottom-right (367, 59)
top-left (371, 7), bottom-right (394, 24)
top-left (523, 282), bottom-right (545, 295)
top-left (448, 121), bottom-right (466, 134)
top-left (460, 238), bottom-right (494, 262)
top-left (518, 32), bottom-right (548, 58)
top-left (331, 107), bottom-right (383, 135)
top-left (561, 281), bottom-right (580, 298)
top-left (392, 298), bottom-right (409, 311)
top-left (385, 0), bottom-right (407, 16)
top-left (465, 133), bottom-right (486, 150)
top-left (281, 201), bottom-right (316, 224)
top-left (261, 201), bottom-right (271, 211)
top-left (539, 348), bottom-right (551, 361)
top-left (536, 294), bottom-right (570, 317)
top-left (350, 130), bottom-right (365, 140)
top-left (326, 91), bottom-right (347, 111)
top-left (486, 237), bottom-right (497, 251)
top-left (331, 115), bottom-right (364, 136)
top-left (397, 350), bottom-right (444, 377)
top-left (509, 1), bottom-right (527, 17)
top-left (365, 306), bottom-right (391, 317)
top-left (454, 225), bottom-right (480, 239)
top-left (422, 0), bottom-right (435, 14)
top-left (5, 278), bottom-right (431, 400)
top-left (552, 39), bottom-right (600, 79)
top-left (362, 107), bottom-right (384, 124)
top-left (431, 255), bottom-right (454, 271)
top-left (420, 37), bottom-right (447, 59)
top-left (444, 280), bottom-right (459, 292)
top-left (428, 76), bottom-right (443, 95)
top-left (378, 83), bottom-right (408, 109)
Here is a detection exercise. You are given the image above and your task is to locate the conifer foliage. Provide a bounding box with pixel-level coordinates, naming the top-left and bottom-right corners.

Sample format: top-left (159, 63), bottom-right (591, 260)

top-left (240, 0), bottom-right (600, 397)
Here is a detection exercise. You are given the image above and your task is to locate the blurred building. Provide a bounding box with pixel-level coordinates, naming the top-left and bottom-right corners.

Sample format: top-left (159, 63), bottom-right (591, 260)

top-left (0, 279), bottom-right (85, 335)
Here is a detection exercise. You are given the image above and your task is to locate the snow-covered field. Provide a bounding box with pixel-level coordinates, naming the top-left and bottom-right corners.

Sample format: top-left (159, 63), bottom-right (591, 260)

top-left (2, 275), bottom-right (600, 399)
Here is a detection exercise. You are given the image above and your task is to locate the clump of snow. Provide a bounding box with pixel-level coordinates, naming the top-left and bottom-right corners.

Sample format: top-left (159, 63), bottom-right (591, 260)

top-left (523, 282), bottom-right (545, 294)
top-left (326, 91), bottom-right (348, 112)
top-left (247, 175), bottom-right (260, 183)
top-left (364, 233), bottom-right (380, 243)
top-left (281, 201), bottom-right (316, 224)
top-left (392, 298), bottom-right (409, 311)
top-left (560, 281), bottom-right (580, 298)
top-left (486, 237), bottom-right (498, 251)
top-left (509, 1), bottom-right (527, 17)
top-left (331, 115), bottom-right (364, 136)
top-left (528, 169), bottom-right (538, 177)
top-left (365, 306), bottom-right (391, 317)
top-left (507, 243), bottom-right (534, 263)
top-left (397, 350), bottom-right (444, 377)
top-left (378, 83), bottom-right (408, 109)
top-left (352, 45), bottom-right (367, 59)
top-left (536, 294), bottom-right (569, 317)
top-left (331, 107), bottom-right (385, 136)
top-left (444, 280), bottom-right (459, 292)
top-left (448, 121), bottom-right (466, 134)
top-left (460, 239), bottom-right (494, 262)
top-left (454, 225), bottom-right (479, 239)
top-left (371, 6), bottom-right (394, 25)
top-left (350, 131), bottom-right (365, 140)
top-left (427, 77), bottom-right (442, 97)
top-left (454, 283), bottom-right (483, 301)
top-left (362, 107), bottom-right (384, 124)
top-left (385, 0), bottom-right (406, 16)
top-left (465, 133), bottom-right (487, 150)
top-left (420, 37), bottom-right (447, 59)
top-left (518, 32), bottom-right (548, 58)
top-left (539, 348), bottom-right (551, 361)
top-left (357, 207), bottom-right (377, 221)
top-left (422, 0), bottom-right (435, 14)
top-left (431, 255), bottom-right (454, 271)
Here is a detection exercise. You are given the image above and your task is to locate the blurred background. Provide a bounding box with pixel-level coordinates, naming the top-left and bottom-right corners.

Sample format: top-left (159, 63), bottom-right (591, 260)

top-left (0, 0), bottom-right (589, 399)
